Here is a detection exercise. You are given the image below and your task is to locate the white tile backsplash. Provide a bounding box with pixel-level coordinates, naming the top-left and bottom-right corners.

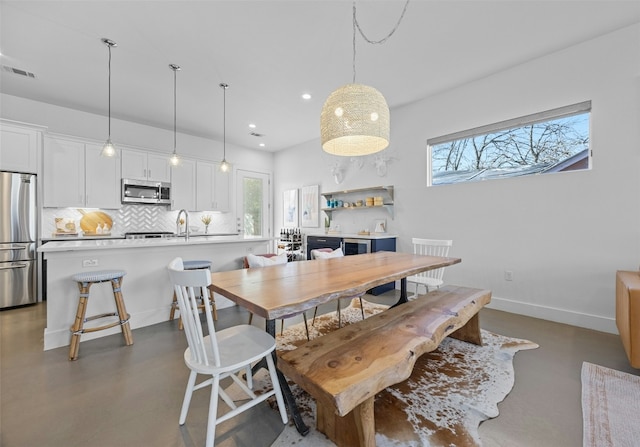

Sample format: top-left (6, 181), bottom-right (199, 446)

top-left (42, 205), bottom-right (235, 238)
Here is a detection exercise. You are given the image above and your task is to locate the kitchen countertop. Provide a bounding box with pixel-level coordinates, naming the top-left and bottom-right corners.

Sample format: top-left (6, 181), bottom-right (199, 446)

top-left (306, 232), bottom-right (398, 239)
top-left (38, 234), bottom-right (269, 253)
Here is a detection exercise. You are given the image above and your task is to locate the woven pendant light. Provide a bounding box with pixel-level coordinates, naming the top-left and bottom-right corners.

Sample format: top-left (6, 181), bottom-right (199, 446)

top-left (320, 1), bottom-right (409, 157)
top-left (320, 83), bottom-right (389, 156)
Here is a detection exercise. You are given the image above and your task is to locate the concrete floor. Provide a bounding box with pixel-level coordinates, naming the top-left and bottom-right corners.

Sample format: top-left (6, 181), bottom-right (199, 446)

top-left (1, 291), bottom-right (637, 446)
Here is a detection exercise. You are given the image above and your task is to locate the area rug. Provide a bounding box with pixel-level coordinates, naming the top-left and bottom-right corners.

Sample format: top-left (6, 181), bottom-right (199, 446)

top-left (581, 362), bottom-right (640, 447)
top-left (254, 298), bottom-right (538, 447)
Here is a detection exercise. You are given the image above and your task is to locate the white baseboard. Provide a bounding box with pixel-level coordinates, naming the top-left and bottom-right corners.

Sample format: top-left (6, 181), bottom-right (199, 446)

top-left (487, 295), bottom-right (618, 335)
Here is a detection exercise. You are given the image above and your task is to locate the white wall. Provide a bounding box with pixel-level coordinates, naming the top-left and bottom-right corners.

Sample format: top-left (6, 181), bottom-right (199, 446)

top-left (0, 93), bottom-right (274, 174)
top-left (274, 23), bottom-right (640, 334)
top-left (0, 93), bottom-right (275, 236)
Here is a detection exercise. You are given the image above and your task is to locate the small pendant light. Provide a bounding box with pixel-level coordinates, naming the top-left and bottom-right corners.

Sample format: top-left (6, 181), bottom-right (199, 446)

top-left (169, 64), bottom-right (181, 167)
top-left (101, 38), bottom-right (117, 157)
top-left (219, 83), bottom-right (230, 173)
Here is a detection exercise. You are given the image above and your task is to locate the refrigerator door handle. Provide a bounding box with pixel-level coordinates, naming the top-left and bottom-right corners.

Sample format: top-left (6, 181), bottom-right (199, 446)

top-left (0, 245), bottom-right (27, 251)
top-left (0, 263), bottom-right (28, 270)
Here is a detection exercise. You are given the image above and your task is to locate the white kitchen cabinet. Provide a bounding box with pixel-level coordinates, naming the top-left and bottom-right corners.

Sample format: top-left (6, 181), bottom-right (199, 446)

top-left (85, 143), bottom-right (121, 209)
top-left (43, 137), bottom-right (85, 207)
top-left (43, 136), bottom-right (121, 209)
top-left (121, 149), bottom-right (171, 182)
top-left (196, 161), bottom-right (230, 212)
top-left (0, 121), bottom-right (41, 174)
top-left (171, 158), bottom-right (196, 211)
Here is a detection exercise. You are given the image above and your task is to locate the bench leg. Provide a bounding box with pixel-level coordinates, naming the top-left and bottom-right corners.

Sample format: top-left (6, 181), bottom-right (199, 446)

top-left (316, 397), bottom-right (375, 447)
top-left (449, 312), bottom-right (483, 346)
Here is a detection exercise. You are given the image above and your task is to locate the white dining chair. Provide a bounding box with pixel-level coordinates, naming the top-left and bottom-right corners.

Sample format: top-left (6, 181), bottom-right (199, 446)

top-left (167, 257), bottom-right (287, 447)
top-left (244, 253), bottom-right (311, 341)
top-left (310, 247), bottom-right (366, 327)
top-left (407, 238), bottom-right (453, 299)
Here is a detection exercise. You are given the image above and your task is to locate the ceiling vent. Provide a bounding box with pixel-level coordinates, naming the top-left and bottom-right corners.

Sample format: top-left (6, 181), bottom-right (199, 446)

top-left (2, 65), bottom-right (37, 79)
top-left (249, 132), bottom-right (265, 137)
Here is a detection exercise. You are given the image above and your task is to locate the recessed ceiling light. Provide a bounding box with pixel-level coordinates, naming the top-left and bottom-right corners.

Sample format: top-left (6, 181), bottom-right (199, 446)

top-left (302, 93), bottom-right (311, 100)
top-left (259, 143), bottom-right (265, 147)
top-left (248, 123), bottom-right (256, 129)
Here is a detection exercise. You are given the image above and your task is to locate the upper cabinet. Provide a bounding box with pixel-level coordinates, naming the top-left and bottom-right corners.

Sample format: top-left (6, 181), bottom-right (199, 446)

top-left (0, 121), bottom-right (42, 174)
top-left (43, 136), bottom-right (121, 209)
top-left (171, 158), bottom-right (196, 211)
top-left (321, 185), bottom-right (394, 219)
top-left (85, 143), bottom-right (122, 209)
top-left (196, 161), bottom-right (230, 212)
top-left (121, 149), bottom-right (171, 182)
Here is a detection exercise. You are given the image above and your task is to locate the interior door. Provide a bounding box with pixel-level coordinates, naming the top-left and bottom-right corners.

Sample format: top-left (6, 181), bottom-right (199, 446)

top-left (236, 170), bottom-right (271, 238)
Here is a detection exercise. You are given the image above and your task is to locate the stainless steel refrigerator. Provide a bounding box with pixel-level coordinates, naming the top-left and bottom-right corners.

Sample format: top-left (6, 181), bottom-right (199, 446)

top-left (0, 171), bottom-right (37, 309)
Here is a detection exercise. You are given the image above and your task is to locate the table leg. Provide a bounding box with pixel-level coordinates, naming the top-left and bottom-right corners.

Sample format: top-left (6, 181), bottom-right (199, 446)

top-left (257, 318), bottom-right (310, 436)
top-left (391, 278), bottom-right (408, 307)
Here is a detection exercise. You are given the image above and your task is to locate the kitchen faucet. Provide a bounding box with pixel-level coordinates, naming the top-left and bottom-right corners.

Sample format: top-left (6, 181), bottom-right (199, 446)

top-left (176, 209), bottom-right (190, 240)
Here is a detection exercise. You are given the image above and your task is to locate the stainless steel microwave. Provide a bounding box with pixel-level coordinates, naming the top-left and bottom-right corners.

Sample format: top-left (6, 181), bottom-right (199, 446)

top-left (121, 179), bottom-right (171, 205)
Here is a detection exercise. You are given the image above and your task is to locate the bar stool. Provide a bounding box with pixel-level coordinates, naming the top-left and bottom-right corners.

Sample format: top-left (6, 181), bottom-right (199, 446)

top-left (169, 260), bottom-right (217, 329)
top-left (69, 270), bottom-right (133, 361)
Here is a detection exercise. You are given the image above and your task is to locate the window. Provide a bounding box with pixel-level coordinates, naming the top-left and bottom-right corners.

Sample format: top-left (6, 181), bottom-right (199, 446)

top-left (427, 101), bottom-right (590, 185)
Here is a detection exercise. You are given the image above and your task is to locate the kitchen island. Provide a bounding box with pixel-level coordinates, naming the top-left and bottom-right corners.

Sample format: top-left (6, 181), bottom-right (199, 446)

top-left (39, 235), bottom-right (272, 350)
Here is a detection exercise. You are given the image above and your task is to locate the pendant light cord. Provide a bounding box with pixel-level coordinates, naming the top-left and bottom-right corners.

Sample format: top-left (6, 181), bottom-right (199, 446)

top-left (352, 0), bottom-right (410, 83)
top-left (173, 68), bottom-right (177, 151)
top-left (107, 43), bottom-right (112, 138)
top-left (220, 83), bottom-right (228, 160)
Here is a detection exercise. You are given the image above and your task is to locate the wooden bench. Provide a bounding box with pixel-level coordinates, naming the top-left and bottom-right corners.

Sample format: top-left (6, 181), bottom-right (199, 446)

top-left (278, 285), bottom-right (492, 447)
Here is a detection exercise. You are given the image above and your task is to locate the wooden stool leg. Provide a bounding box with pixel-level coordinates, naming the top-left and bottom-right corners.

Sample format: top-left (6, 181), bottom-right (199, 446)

top-left (69, 281), bottom-right (92, 361)
top-left (210, 296), bottom-right (218, 321)
top-left (169, 290), bottom-right (178, 321)
top-left (111, 277), bottom-right (134, 346)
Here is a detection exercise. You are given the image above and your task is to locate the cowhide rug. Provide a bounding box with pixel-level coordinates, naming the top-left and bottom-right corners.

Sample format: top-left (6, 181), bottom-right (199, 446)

top-left (254, 298), bottom-right (537, 446)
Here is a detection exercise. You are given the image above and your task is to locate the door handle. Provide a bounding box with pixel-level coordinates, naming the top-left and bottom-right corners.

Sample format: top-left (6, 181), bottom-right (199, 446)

top-left (0, 245), bottom-right (27, 251)
top-left (0, 263), bottom-right (28, 270)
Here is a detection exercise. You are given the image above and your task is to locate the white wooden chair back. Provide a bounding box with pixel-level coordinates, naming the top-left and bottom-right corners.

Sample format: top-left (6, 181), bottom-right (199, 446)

top-left (168, 257), bottom-right (220, 367)
top-left (411, 238), bottom-right (453, 286)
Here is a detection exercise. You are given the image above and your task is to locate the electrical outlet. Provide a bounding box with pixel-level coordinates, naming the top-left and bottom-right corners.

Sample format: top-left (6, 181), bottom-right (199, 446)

top-left (504, 270), bottom-right (513, 281)
top-left (82, 259), bottom-right (98, 267)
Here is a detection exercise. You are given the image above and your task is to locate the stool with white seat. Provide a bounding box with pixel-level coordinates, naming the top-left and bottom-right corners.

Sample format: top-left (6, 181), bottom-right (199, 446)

top-left (69, 270), bottom-right (133, 361)
top-left (169, 260), bottom-right (216, 329)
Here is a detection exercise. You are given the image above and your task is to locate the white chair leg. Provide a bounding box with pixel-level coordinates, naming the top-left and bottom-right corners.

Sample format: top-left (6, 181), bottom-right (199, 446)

top-left (265, 353), bottom-right (288, 424)
top-left (245, 365), bottom-right (253, 389)
top-left (179, 370), bottom-right (198, 425)
top-left (205, 375), bottom-right (221, 447)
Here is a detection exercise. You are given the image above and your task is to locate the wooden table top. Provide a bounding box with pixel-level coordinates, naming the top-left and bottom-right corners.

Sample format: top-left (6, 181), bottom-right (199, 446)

top-left (209, 251), bottom-right (461, 320)
top-left (209, 251), bottom-right (460, 440)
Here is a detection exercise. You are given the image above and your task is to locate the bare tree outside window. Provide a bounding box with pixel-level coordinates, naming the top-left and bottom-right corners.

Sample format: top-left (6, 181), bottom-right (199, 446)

top-left (428, 102), bottom-right (591, 185)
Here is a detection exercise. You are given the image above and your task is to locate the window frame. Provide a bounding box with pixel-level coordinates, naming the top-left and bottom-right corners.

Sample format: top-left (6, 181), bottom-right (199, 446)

top-left (426, 101), bottom-right (591, 186)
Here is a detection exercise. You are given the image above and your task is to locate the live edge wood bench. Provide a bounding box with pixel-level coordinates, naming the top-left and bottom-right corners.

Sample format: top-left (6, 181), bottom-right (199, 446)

top-left (278, 285), bottom-right (492, 447)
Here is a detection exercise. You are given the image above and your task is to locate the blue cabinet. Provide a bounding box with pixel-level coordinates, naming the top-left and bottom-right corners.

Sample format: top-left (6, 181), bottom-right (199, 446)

top-left (306, 235), bottom-right (396, 295)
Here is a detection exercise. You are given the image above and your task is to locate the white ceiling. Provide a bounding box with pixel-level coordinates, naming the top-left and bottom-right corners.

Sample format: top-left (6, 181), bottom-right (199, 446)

top-left (1, 1), bottom-right (639, 152)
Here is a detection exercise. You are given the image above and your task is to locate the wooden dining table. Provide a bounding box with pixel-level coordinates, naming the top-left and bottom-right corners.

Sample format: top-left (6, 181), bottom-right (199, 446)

top-left (208, 250), bottom-right (461, 435)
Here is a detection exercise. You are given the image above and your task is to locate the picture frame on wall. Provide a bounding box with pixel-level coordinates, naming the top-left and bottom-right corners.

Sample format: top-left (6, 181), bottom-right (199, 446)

top-left (283, 189), bottom-right (298, 228)
top-left (301, 184), bottom-right (319, 227)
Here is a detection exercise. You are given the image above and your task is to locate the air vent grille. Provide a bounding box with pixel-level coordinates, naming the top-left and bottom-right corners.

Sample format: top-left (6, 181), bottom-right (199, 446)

top-left (2, 65), bottom-right (37, 79)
